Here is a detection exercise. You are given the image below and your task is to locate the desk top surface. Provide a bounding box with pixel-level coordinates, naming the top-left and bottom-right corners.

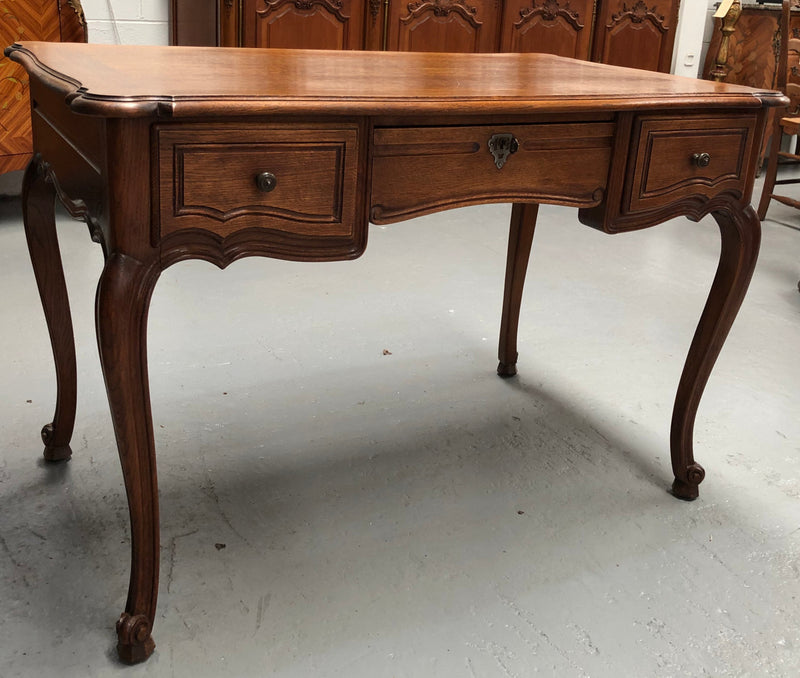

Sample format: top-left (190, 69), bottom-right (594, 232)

top-left (6, 42), bottom-right (787, 118)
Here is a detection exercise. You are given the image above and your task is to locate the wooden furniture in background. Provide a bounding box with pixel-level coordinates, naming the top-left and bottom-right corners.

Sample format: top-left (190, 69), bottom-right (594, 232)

top-left (591, 0), bottom-right (680, 72)
top-left (758, 0), bottom-right (800, 219)
top-left (703, 2), bottom-right (800, 172)
top-left (6, 41), bottom-right (781, 663)
top-left (499, 0), bottom-right (596, 57)
top-left (0, 0), bottom-right (86, 175)
top-left (708, 0), bottom-right (741, 82)
top-left (703, 1), bottom-right (800, 89)
top-left (172, 0), bottom-right (682, 72)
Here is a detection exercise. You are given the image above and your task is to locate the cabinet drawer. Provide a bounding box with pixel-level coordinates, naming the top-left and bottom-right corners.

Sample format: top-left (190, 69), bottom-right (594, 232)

top-left (370, 123), bottom-right (614, 223)
top-left (625, 115), bottom-right (757, 213)
top-left (156, 123), bottom-right (362, 241)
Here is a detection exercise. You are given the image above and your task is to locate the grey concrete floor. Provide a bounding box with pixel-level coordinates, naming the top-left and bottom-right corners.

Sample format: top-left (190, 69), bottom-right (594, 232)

top-left (1, 174), bottom-right (799, 677)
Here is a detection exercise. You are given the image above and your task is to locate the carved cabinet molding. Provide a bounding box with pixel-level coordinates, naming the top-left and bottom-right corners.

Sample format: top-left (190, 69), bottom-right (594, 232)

top-left (500, 0), bottom-right (595, 59)
top-left (240, 0), bottom-right (365, 50)
top-left (171, 0), bottom-right (681, 72)
top-left (385, 0), bottom-right (500, 52)
top-left (592, 0), bottom-right (681, 74)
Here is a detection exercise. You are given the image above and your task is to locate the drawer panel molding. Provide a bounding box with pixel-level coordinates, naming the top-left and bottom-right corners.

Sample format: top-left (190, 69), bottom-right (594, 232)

top-left (153, 122), bottom-right (368, 262)
top-left (370, 122), bottom-right (614, 223)
top-left (625, 115), bottom-right (756, 214)
top-left (174, 141), bottom-right (347, 223)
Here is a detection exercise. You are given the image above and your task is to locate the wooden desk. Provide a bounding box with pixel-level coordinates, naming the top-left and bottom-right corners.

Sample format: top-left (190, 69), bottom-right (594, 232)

top-left (4, 42), bottom-right (785, 664)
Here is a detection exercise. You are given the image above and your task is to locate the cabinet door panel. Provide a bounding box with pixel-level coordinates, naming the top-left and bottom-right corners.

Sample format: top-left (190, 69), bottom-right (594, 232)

top-left (243, 0), bottom-right (365, 50)
top-left (172, 0), bottom-right (218, 45)
top-left (385, 0), bottom-right (500, 53)
top-left (592, 0), bottom-right (681, 73)
top-left (500, 0), bottom-right (593, 59)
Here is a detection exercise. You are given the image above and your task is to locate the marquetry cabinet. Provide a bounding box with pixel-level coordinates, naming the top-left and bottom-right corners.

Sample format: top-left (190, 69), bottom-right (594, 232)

top-left (172, 0), bottom-right (682, 72)
top-left (0, 0), bottom-right (87, 175)
top-left (702, 3), bottom-right (800, 90)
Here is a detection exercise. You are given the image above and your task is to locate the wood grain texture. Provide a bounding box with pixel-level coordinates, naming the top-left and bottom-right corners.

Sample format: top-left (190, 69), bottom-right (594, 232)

top-left (625, 114), bottom-right (757, 213)
top-left (156, 123), bottom-right (362, 239)
top-left (188, 0), bottom-right (682, 74)
top-left (98, 118), bottom-right (162, 664)
top-left (370, 122), bottom-right (612, 221)
top-left (243, 0), bottom-right (366, 50)
top-left (21, 156), bottom-right (77, 461)
top-left (702, 4), bottom-right (799, 88)
top-left (671, 204), bottom-right (761, 500)
top-left (384, 0), bottom-right (500, 52)
top-left (4, 43), bottom-right (786, 119)
top-left (171, 0), bottom-right (218, 46)
top-left (498, 202), bottom-right (539, 377)
top-left (7, 42), bottom-right (783, 663)
top-left (500, 0), bottom-right (594, 58)
top-left (592, 0), bottom-right (681, 74)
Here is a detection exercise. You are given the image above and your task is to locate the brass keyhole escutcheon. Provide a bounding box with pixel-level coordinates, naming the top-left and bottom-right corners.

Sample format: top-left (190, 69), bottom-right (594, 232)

top-left (488, 133), bottom-right (520, 169)
top-left (692, 152), bottom-right (711, 168)
top-left (255, 172), bottom-right (277, 192)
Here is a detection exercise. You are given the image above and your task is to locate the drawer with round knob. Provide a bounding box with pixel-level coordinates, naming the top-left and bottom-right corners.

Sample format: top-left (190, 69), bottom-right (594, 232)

top-left (624, 114), bottom-right (758, 214)
top-left (154, 122), bottom-right (364, 252)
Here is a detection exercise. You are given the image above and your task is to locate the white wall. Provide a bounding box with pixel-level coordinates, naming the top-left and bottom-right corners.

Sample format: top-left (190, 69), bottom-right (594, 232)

top-left (82, 0), bottom-right (169, 46)
top-left (700, 0), bottom-right (725, 77)
top-left (672, 0), bottom-right (715, 77)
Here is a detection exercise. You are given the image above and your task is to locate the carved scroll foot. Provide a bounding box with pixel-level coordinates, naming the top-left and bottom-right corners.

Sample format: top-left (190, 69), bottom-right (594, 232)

top-left (41, 423), bottom-right (73, 461)
top-left (498, 203), bottom-right (539, 378)
top-left (671, 463), bottom-right (706, 501)
top-left (116, 613), bottom-right (155, 664)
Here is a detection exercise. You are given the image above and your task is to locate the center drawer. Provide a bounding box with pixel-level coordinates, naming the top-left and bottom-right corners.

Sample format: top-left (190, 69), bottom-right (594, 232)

top-left (370, 122), bottom-right (614, 223)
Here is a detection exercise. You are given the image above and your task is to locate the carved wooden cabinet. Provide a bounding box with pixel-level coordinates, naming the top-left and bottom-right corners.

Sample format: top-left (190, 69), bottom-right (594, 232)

top-left (499, 0), bottom-right (595, 58)
top-left (0, 0), bottom-right (87, 175)
top-left (592, 0), bottom-right (680, 73)
top-left (384, 0), bottom-right (501, 53)
top-left (238, 0), bottom-right (366, 50)
top-left (173, 0), bottom-right (682, 71)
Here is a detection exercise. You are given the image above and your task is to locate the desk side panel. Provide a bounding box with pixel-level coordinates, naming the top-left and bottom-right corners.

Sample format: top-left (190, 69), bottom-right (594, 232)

top-left (28, 79), bottom-right (106, 238)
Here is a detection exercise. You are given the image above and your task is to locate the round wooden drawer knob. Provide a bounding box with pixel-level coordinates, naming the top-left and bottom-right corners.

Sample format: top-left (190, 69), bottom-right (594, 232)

top-left (255, 172), bottom-right (277, 192)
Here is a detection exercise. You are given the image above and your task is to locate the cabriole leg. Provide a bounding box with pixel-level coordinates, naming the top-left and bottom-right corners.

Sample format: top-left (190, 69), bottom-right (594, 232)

top-left (95, 252), bottom-right (161, 663)
top-left (21, 156), bottom-right (77, 461)
top-left (670, 205), bottom-right (761, 500)
top-left (498, 203), bottom-right (540, 377)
